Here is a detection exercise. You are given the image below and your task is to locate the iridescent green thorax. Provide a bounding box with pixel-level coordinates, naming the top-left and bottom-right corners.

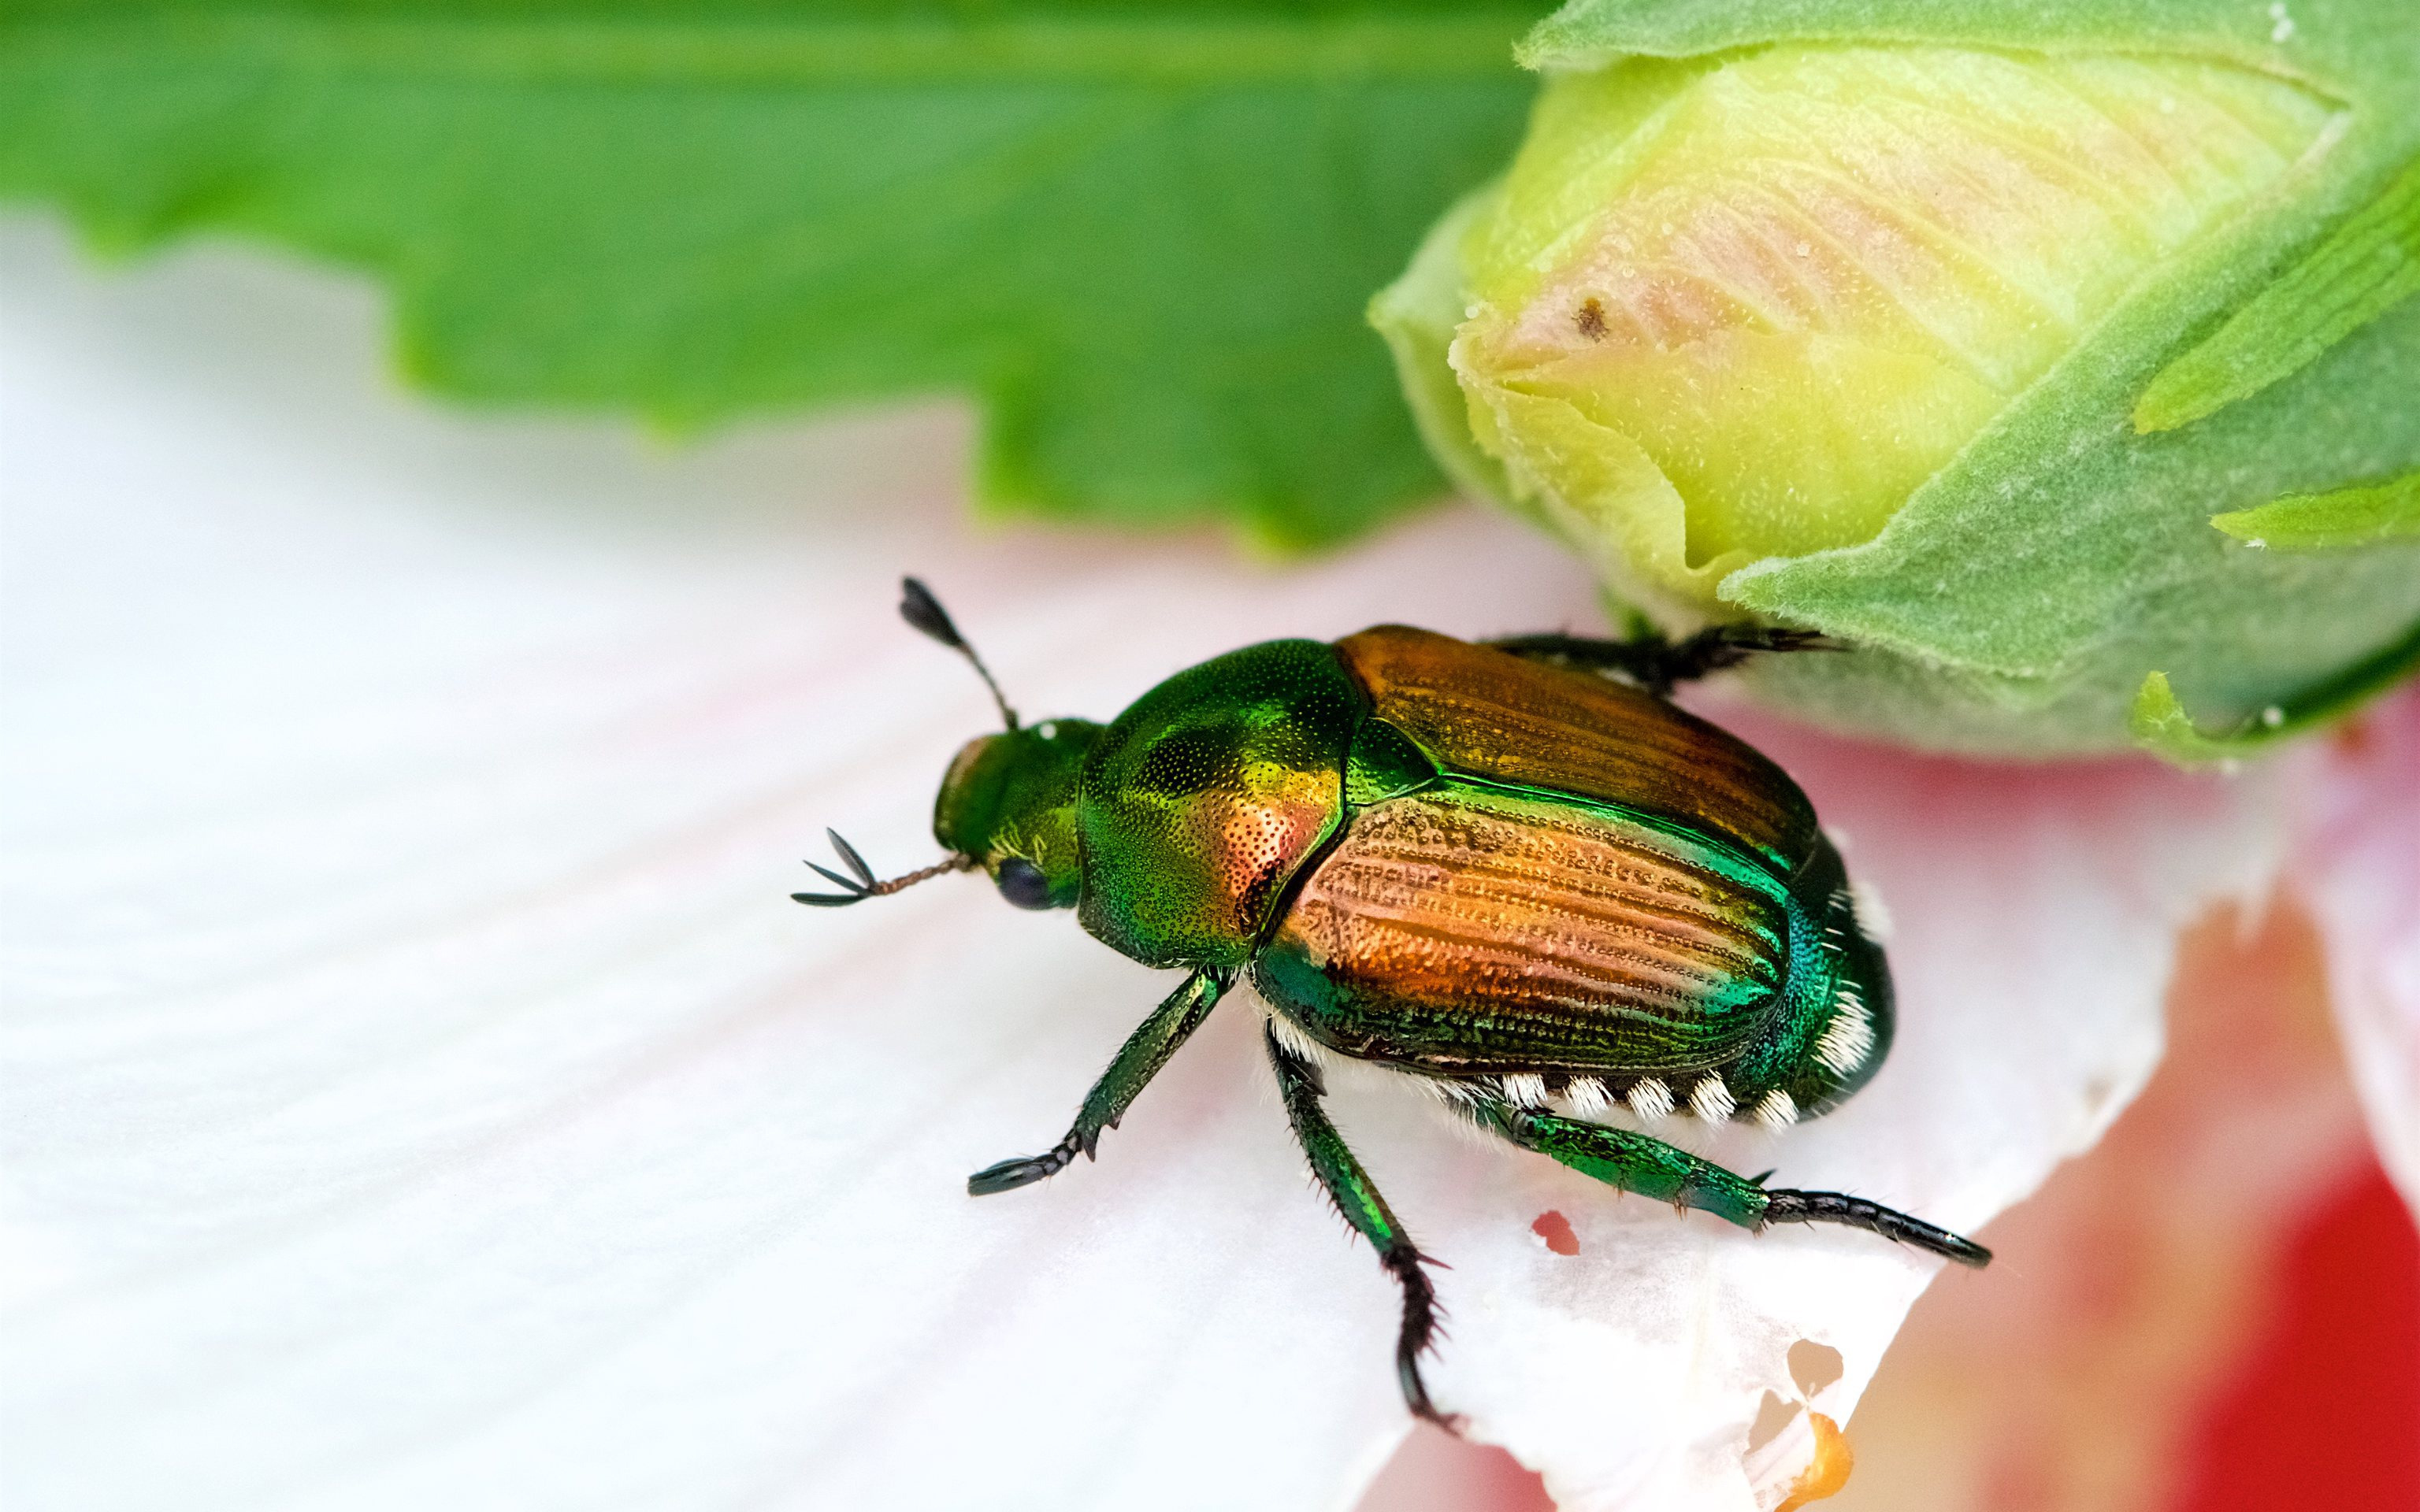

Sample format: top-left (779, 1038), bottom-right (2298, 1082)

top-left (932, 719), bottom-right (1104, 908)
top-left (1075, 639), bottom-right (1363, 969)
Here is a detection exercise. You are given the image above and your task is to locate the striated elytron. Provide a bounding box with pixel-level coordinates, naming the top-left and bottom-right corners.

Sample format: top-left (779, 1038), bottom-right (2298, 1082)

top-left (798, 579), bottom-right (1990, 1424)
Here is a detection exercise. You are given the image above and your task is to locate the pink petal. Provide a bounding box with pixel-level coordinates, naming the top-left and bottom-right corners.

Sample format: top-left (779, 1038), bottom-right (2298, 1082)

top-left (2293, 685), bottom-right (2420, 1214)
top-left (1823, 901), bottom-right (2390, 1510)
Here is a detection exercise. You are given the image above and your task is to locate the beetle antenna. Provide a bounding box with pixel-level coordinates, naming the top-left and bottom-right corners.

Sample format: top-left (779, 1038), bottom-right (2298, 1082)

top-left (793, 828), bottom-right (978, 907)
top-left (899, 576), bottom-right (1019, 731)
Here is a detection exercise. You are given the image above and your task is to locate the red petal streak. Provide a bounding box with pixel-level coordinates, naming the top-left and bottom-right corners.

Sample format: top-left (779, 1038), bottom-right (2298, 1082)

top-left (2166, 1159), bottom-right (2420, 1512)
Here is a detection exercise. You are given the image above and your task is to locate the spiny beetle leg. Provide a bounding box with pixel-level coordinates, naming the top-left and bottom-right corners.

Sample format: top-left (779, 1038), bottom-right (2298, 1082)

top-left (964, 969), bottom-right (1229, 1198)
top-left (1761, 1189), bottom-right (1992, 1267)
top-left (1264, 1024), bottom-right (1460, 1432)
top-left (1471, 1099), bottom-right (1769, 1227)
top-left (1488, 624), bottom-right (1833, 697)
top-left (1472, 1098), bottom-right (1991, 1266)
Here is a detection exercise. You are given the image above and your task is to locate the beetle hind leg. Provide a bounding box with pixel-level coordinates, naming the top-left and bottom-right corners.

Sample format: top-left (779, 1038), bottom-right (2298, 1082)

top-left (1761, 1188), bottom-right (1991, 1267)
top-left (1466, 1096), bottom-right (1769, 1225)
top-left (1468, 1095), bottom-right (1991, 1267)
top-left (1264, 1023), bottom-right (1458, 1430)
top-left (1488, 624), bottom-right (1832, 697)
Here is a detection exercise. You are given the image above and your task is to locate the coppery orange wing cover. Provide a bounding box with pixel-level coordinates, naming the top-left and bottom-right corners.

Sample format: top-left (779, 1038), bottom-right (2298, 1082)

top-left (1332, 626), bottom-right (1819, 869)
top-left (1266, 786), bottom-right (1789, 1073)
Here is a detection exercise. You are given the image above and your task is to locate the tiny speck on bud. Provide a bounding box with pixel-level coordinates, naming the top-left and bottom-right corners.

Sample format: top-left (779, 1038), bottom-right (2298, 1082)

top-left (2262, 705), bottom-right (2286, 727)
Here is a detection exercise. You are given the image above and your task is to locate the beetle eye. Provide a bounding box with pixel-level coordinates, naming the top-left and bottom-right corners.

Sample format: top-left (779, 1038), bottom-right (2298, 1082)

top-left (994, 857), bottom-right (1055, 910)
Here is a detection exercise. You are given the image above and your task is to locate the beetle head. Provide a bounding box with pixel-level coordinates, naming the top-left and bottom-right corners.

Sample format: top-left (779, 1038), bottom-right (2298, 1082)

top-left (795, 578), bottom-right (1100, 914)
top-left (933, 719), bottom-right (1103, 910)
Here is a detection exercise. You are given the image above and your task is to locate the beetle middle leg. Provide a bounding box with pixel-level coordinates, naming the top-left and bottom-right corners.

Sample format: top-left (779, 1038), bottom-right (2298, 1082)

top-left (967, 968), bottom-right (1230, 1195)
top-left (1466, 1095), bottom-right (1991, 1267)
top-left (1489, 625), bottom-right (1832, 697)
top-left (1264, 1023), bottom-right (1457, 1429)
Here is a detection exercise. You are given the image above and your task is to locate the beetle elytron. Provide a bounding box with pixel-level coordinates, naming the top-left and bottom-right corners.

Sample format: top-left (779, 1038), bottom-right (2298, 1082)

top-left (799, 579), bottom-right (1989, 1424)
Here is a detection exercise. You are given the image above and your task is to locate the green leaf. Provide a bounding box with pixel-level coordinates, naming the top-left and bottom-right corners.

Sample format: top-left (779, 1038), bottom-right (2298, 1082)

top-left (2210, 469), bottom-right (2420, 548)
top-left (0, 1), bottom-right (1542, 547)
top-left (2136, 156), bottom-right (2420, 434)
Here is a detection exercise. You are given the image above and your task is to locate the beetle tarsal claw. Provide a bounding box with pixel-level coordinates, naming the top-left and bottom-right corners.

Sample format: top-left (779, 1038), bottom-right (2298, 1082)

top-left (966, 1154), bottom-right (1054, 1196)
top-left (1420, 1406), bottom-right (1470, 1437)
top-left (969, 1127), bottom-right (1098, 1197)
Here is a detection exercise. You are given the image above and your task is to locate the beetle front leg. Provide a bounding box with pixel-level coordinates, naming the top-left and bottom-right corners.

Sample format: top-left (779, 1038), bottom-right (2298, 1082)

top-left (1488, 625), bottom-right (1831, 696)
top-left (1469, 1098), bottom-right (1990, 1267)
top-left (1264, 1025), bottom-right (1456, 1429)
top-left (967, 968), bottom-right (1230, 1195)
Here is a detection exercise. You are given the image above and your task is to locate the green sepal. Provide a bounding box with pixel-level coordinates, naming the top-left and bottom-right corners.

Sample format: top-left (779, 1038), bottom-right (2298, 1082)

top-left (1375, 0), bottom-right (2420, 754)
top-left (2131, 608), bottom-right (2420, 762)
top-left (2129, 672), bottom-right (2285, 762)
top-left (2136, 158), bottom-right (2420, 434)
top-left (2210, 471), bottom-right (2420, 548)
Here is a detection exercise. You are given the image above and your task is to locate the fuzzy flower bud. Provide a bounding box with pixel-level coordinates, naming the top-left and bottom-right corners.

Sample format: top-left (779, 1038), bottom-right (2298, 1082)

top-left (1374, 2), bottom-right (2420, 758)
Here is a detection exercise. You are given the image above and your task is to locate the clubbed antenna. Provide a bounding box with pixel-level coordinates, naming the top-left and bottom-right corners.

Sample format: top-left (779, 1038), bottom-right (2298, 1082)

top-left (900, 576), bottom-right (1019, 730)
top-left (792, 828), bottom-right (975, 907)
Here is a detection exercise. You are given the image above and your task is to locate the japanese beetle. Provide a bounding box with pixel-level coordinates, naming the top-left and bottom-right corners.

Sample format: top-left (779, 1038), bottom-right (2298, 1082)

top-left (800, 579), bottom-right (1990, 1425)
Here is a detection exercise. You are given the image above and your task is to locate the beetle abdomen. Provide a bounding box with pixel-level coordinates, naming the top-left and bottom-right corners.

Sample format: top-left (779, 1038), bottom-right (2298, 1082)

top-left (1254, 781), bottom-right (1807, 1075)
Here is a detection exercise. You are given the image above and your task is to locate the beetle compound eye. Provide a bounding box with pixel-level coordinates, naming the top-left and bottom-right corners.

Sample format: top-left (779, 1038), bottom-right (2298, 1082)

top-left (995, 858), bottom-right (1055, 910)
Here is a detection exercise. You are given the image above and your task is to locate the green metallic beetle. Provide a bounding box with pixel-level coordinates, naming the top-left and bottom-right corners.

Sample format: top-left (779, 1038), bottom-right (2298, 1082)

top-left (799, 579), bottom-right (1989, 1425)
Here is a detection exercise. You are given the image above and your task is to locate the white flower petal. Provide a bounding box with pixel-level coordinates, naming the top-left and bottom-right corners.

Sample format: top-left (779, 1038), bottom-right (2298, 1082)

top-left (0, 221), bottom-right (2289, 1512)
top-left (2295, 688), bottom-right (2420, 1213)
